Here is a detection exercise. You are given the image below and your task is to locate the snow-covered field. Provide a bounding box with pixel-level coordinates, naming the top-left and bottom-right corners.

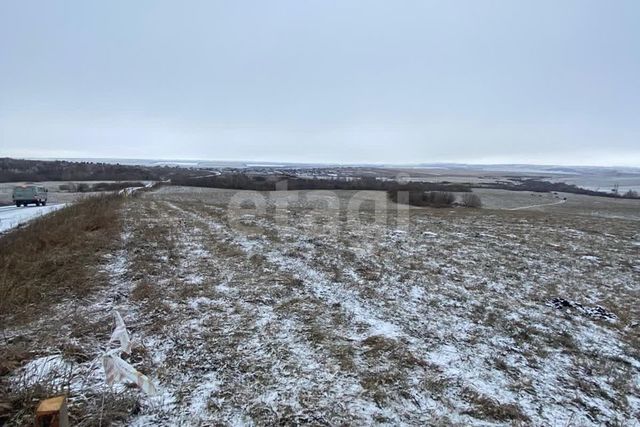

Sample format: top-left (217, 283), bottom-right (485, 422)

top-left (2, 187), bottom-right (639, 426)
top-left (474, 188), bottom-right (640, 220)
top-left (0, 204), bottom-right (67, 233)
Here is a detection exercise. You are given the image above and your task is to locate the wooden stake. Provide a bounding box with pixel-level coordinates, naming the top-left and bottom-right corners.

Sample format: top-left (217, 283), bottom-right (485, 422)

top-left (35, 395), bottom-right (69, 427)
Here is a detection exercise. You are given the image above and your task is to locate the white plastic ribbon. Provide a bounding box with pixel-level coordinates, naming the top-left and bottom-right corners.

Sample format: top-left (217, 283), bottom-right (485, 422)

top-left (102, 353), bottom-right (158, 396)
top-left (109, 311), bottom-right (132, 354)
top-left (102, 310), bottom-right (157, 396)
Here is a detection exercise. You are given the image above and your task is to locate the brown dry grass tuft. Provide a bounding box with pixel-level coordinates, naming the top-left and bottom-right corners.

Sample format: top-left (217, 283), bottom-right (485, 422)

top-left (462, 387), bottom-right (529, 423)
top-left (0, 194), bottom-right (123, 325)
top-left (70, 392), bottom-right (140, 427)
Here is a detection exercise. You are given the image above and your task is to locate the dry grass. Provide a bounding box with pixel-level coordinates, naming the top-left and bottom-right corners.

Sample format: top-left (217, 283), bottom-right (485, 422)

top-left (0, 194), bottom-right (123, 325)
top-left (0, 195), bottom-right (126, 426)
top-left (70, 392), bottom-right (140, 427)
top-left (461, 387), bottom-right (530, 423)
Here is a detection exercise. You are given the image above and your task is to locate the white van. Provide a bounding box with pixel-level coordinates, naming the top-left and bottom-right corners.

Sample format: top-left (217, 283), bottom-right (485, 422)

top-left (12, 185), bottom-right (48, 207)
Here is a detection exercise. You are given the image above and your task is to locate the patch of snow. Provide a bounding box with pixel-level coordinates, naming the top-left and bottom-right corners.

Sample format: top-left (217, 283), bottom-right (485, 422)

top-left (14, 355), bottom-right (71, 387)
top-left (186, 372), bottom-right (221, 420)
top-left (0, 204), bottom-right (67, 233)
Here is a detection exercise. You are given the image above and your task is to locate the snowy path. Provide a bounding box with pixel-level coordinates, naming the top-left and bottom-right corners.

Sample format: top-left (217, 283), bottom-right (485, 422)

top-left (0, 204), bottom-right (67, 233)
top-left (508, 198), bottom-right (566, 211)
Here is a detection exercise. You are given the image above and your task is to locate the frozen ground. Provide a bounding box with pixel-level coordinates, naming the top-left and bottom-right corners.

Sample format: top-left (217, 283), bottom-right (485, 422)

top-left (0, 204), bottom-right (67, 233)
top-left (2, 186), bottom-right (639, 426)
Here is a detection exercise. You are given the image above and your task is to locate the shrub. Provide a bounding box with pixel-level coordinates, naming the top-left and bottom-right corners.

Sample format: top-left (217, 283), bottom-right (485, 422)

top-left (76, 183), bottom-right (91, 192)
top-left (461, 193), bottom-right (482, 208)
top-left (91, 181), bottom-right (145, 192)
top-left (58, 181), bottom-right (146, 192)
top-left (58, 183), bottom-right (76, 192)
top-left (425, 191), bottom-right (456, 207)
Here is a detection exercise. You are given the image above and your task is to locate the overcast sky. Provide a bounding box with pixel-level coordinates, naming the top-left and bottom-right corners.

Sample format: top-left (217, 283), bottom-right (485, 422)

top-left (1, 1), bottom-right (639, 165)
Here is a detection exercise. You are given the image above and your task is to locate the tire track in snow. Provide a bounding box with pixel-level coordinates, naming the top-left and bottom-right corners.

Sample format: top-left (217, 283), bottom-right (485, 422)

top-left (508, 198), bottom-right (566, 211)
top-left (160, 201), bottom-right (395, 424)
top-left (175, 202), bottom-right (410, 341)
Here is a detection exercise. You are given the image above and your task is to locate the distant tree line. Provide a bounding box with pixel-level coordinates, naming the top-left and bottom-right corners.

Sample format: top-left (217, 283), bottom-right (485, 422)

top-left (388, 191), bottom-right (455, 207)
top-left (387, 190), bottom-right (482, 208)
top-left (0, 158), bottom-right (198, 182)
top-left (58, 181), bottom-right (147, 192)
top-left (171, 173), bottom-right (472, 193)
top-left (3, 158), bottom-right (637, 201)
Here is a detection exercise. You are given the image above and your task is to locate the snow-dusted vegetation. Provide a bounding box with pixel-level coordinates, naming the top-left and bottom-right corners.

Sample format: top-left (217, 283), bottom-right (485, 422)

top-left (2, 187), bottom-right (639, 426)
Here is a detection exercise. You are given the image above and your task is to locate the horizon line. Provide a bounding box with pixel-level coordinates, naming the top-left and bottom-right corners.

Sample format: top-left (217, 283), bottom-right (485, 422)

top-left (11, 156), bottom-right (640, 170)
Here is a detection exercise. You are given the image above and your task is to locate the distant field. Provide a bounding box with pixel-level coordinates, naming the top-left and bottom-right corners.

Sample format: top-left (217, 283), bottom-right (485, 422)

top-left (548, 176), bottom-right (640, 194)
top-left (474, 188), bottom-right (640, 220)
